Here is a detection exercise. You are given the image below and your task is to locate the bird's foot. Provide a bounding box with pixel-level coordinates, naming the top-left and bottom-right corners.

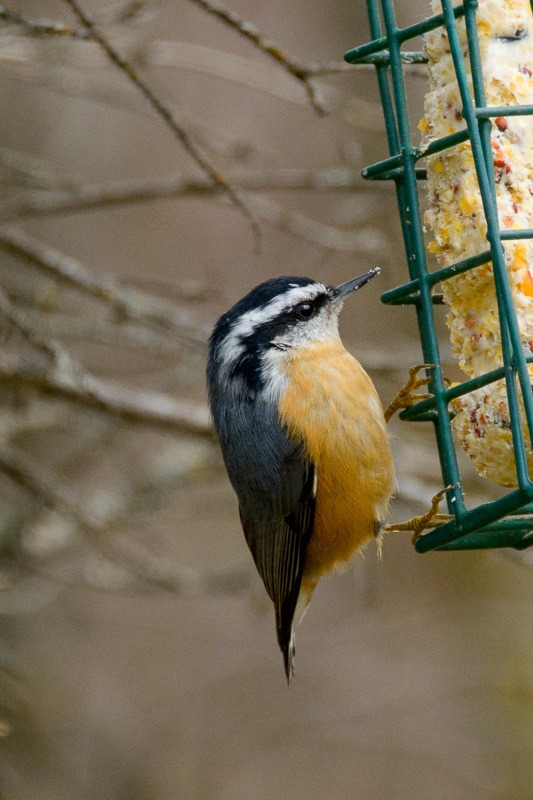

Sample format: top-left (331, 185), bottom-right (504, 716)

top-left (385, 485), bottom-right (458, 544)
top-left (385, 364), bottom-right (443, 423)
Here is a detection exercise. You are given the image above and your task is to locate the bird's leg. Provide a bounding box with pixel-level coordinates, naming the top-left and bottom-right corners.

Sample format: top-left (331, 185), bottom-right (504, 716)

top-left (384, 364), bottom-right (437, 423)
top-left (384, 485), bottom-right (458, 544)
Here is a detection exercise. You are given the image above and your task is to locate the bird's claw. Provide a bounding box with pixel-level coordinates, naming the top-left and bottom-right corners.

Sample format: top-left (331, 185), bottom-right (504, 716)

top-left (385, 484), bottom-right (459, 544)
top-left (385, 363), bottom-right (442, 423)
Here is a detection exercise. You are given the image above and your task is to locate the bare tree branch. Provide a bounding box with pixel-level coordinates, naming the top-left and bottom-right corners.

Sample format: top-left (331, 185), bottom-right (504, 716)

top-left (10, 308), bottom-right (187, 355)
top-left (62, 0), bottom-right (259, 241)
top-left (0, 446), bottom-right (92, 524)
top-left (0, 284), bottom-right (71, 364)
top-left (150, 41), bottom-right (360, 110)
top-left (0, 286), bottom-right (212, 434)
top-left (0, 1), bottom-right (151, 38)
top-left (185, 1), bottom-right (426, 106)
top-left (0, 227), bottom-right (209, 343)
top-left (0, 445), bottom-right (256, 598)
top-left (0, 5), bottom-right (89, 38)
top-left (187, 0), bottom-right (327, 113)
top-left (0, 167), bottom-right (388, 223)
top-left (0, 38), bottom-right (412, 145)
top-left (0, 356), bottom-right (212, 435)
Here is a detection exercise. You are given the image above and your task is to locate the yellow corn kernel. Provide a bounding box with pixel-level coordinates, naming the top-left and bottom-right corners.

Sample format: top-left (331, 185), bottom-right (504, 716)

top-left (513, 242), bottom-right (528, 271)
top-left (520, 270), bottom-right (533, 298)
top-left (438, 226), bottom-right (450, 244)
top-left (458, 194), bottom-right (477, 215)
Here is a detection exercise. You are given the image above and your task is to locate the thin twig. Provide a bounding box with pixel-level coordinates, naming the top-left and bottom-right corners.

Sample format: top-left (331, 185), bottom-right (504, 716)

top-left (0, 446), bottom-right (94, 522)
top-left (62, 0), bottom-right (259, 241)
top-left (10, 308), bottom-right (187, 355)
top-left (0, 227), bottom-right (209, 343)
top-left (153, 41), bottom-right (361, 78)
top-left (0, 5), bottom-right (89, 38)
top-left (0, 285), bottom-right (73, 365)
top-left (0, 1), bottom-right (425, 80)
top-left (0, 1), bottom-right (150, 38)
top-left (0, 40), bottom-right (407, 145)
top-left (188, 0), bottom-right (327, 114)
top-left (150, 41), bottom-right (376, 111)
top-left (0, 287), bottom-right (212, 434)
top-left (0, 355), bottom-right (212, 435)
top-left (0, 167), bottom-right (387, 222)
top-left (0, 447), bottom-right (254, 598)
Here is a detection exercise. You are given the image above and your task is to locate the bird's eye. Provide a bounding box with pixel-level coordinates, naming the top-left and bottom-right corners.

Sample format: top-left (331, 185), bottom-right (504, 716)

top-left (296, 302), bottom-right (314, 319)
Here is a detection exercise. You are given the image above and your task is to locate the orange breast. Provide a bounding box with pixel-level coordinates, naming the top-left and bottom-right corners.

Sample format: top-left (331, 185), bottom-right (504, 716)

top-left (278, 341), bottom-right (394, 581)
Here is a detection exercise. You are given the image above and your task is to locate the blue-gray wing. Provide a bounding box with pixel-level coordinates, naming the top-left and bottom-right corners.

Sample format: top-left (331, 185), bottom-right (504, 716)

top-left (211, 393), bottom-right (315, 674)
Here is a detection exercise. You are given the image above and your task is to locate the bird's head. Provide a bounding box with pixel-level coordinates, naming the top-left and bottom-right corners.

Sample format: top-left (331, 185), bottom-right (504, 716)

top-left (208, 268), bottom-right (380, 398)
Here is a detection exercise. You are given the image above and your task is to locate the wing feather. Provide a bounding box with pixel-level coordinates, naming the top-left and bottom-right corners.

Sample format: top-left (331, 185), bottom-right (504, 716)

top-left (211, 392), bottom-right (315, 678)
top-left (239, 453), bottom-right (315, 679)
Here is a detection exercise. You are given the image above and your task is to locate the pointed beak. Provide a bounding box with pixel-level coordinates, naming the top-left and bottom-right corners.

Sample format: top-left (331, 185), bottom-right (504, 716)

top-left (331, 268), bottom-right (381, 305)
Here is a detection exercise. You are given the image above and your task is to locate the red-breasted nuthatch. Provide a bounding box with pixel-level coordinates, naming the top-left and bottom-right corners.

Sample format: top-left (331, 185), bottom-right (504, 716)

top-left (207, 269), bottom-right (394, 680)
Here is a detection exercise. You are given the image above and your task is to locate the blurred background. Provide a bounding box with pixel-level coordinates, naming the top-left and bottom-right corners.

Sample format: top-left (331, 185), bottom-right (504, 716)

top-left (0, 1), bottom-right (532, 798)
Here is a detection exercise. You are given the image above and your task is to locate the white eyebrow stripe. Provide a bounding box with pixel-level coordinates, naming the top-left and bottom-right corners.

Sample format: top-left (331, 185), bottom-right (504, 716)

top-left (218, 283), bottom-right (326, 371)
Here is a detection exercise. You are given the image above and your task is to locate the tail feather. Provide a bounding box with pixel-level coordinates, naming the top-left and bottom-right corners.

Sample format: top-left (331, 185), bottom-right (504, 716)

top-left (279, 626), bottom-right (295, 684)
top-left (276, 582), bottom-right (315, 683)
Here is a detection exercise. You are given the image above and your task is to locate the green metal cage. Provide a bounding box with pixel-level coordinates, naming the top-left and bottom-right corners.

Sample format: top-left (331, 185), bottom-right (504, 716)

top-left (344, 0), bottom-right (533, 552)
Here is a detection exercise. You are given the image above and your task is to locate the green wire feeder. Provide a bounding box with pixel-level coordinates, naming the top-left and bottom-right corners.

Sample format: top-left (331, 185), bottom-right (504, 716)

top-left (344, 0), bottom-right (533, 552)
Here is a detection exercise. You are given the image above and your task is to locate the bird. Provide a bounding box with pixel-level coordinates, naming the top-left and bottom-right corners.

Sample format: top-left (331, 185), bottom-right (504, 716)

top-left (207, 269), bottom-right (394, 681)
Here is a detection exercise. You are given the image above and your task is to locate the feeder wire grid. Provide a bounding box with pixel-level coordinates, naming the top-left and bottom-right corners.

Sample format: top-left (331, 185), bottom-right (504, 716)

top-left (344, 0), bottom-right (533, 552)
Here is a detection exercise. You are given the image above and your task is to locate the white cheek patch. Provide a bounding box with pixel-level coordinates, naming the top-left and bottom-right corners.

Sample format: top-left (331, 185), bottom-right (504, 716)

top-left (218, 283), bottom-right (326, 373)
